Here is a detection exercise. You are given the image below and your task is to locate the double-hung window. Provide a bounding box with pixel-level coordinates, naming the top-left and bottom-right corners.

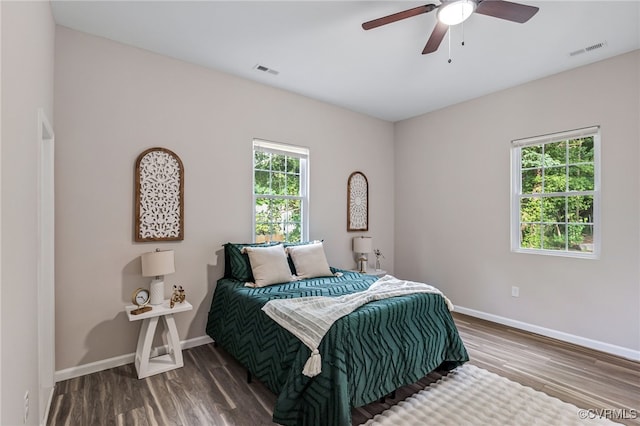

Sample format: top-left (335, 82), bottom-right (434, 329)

top-left (253, 139), bottom-right (309, 243)
top-left (511, 126), bottom-right (600, 258)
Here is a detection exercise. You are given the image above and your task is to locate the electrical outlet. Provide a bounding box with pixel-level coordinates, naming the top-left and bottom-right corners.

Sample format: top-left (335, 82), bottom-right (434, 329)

top-left (511, 286), bottom-right (520, 298)
top-left (23, 391), bottom-right (29, 423)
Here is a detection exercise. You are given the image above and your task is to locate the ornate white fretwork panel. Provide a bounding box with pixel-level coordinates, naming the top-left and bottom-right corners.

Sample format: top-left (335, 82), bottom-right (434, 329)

top-left (135, 148), bottom-right (184, 241)
top-left (347, 171), bottom-right (368, 231)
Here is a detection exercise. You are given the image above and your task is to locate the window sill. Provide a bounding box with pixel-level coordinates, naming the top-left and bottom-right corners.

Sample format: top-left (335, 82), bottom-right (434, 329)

top-left (512, 248), bottom-right (599, 260)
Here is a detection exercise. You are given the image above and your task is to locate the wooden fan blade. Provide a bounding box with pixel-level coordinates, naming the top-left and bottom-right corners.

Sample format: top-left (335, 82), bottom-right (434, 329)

top-left (362, 4), bottom-right (437, 30)
top-left (422, 21), bottom-right (449, 54)
top-left (475, 0), bottom-right (539, 23)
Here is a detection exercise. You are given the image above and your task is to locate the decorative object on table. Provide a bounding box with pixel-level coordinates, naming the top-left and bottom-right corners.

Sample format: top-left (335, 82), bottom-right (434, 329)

top-left (130, 288), bottom-right (152, 315)
top-left (373, 248), bottom-right (385, 271)
top-left (170, 285), bottom-right (186, 308)
top-left (135, 147), bottom-right (184, 242)
top-left (347, 171), bottom-right (368, 231)
top-left (353, 236), bottom-right (372, 273)
top-left (141, 249), bottom-right (175, 305)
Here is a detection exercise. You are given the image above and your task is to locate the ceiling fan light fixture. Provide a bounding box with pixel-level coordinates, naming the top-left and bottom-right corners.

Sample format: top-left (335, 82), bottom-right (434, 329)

top-left (437, 0), bottom-right (476, 26)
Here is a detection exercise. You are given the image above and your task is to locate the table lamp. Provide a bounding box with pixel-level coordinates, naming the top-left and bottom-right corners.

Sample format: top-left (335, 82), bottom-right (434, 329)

top-left (353, 236), bottom-right (372, 273)
top-left (141, 249), bottom-right (175, 305)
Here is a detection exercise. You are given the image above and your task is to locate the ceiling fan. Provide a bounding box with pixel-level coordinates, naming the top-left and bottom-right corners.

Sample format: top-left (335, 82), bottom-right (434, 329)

top-left (362, 0), bottom-right (539, 55)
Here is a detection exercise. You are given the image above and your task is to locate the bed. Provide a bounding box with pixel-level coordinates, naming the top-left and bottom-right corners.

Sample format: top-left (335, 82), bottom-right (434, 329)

top-left (206, 242), bottom-right (469, 426)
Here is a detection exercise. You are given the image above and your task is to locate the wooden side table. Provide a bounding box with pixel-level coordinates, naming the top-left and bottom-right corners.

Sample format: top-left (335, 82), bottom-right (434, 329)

top-left (126, 299), bottom-right (193, 379)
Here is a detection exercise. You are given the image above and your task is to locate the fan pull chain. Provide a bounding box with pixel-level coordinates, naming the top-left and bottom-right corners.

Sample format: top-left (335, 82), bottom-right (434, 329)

top-left (462, 22), bottom-right (465, 47)
top-left (448, 28), bottom-right (452, 63)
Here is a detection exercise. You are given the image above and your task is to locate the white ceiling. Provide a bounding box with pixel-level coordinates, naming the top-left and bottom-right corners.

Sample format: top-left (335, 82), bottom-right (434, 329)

top-left (50, 1), bottom-right (640, 122)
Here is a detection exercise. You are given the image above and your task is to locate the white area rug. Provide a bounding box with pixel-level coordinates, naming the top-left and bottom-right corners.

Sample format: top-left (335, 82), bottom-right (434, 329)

top-left (364, 364), bottom-right (619, 425)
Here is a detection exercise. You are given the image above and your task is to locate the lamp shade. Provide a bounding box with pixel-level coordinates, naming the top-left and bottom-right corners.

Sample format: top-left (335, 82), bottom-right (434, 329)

top-left (353, 237), bottom-right (372, 254)
top-left (141, 250), bottom-right (175, 277)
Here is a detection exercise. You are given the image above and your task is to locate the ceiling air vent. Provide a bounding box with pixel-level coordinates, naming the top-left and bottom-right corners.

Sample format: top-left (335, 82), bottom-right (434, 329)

top-left (253, 64), bottom-right (279, 75)
top-left (585, 41), bottom-right (607, 52)
top-left (569, 41), bottom-right (607, 57)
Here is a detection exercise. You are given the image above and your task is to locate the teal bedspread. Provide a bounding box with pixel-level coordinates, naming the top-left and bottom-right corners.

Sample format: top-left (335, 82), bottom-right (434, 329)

top-left (206, 269), bottom-right (468, 426)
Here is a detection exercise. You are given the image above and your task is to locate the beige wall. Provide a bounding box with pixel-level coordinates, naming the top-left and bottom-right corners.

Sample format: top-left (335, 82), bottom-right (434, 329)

top-left (395, 51), bottom-right (640, 354)
top-left (53, 21), bottom-right (638, 373)
top-left (54, 26), bottom-right (395, 371)
top-left (1, 1), bottom-right (55, 424)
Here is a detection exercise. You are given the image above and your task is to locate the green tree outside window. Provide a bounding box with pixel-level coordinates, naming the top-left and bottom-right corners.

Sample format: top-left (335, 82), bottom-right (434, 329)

top-left (517, 133), bottom-right (597, 255)
top-left (253, 141), bottom-right (307, 243)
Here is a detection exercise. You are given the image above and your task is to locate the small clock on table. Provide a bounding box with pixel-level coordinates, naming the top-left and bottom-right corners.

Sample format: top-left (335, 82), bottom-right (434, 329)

top-left (131, 288), bottom-right (152, 315)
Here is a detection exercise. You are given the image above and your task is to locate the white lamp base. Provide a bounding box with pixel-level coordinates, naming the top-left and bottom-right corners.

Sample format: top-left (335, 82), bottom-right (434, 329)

top-left (149, 278), bottom-right (165, 305)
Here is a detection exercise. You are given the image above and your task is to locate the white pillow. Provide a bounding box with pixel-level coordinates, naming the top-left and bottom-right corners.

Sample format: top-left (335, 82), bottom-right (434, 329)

top-left (287, 242), bottom-right (332, 279)
top-left (243, 244), bottom-right (293, 287)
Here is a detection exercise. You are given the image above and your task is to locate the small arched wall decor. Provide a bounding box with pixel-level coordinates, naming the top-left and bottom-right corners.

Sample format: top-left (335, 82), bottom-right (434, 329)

top-left (135, 147), bottom-right (184, 242)
top-left (347, 171), bottom-right (368, 232)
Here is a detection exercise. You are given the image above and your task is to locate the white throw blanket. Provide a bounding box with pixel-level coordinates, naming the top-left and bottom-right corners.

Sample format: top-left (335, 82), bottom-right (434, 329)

top-left (261, 275), bottom-right (453, 377)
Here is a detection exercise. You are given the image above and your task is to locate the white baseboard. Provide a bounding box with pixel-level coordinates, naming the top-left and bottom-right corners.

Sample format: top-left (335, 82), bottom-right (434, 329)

top-left (454, 305), bottom-right (640, 362)
top-left (54, 335), bottom-right (214, 382)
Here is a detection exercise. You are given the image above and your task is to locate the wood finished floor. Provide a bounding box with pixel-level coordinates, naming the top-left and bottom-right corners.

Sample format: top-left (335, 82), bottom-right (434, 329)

top-left (48, 313), bottom-right (640, 426)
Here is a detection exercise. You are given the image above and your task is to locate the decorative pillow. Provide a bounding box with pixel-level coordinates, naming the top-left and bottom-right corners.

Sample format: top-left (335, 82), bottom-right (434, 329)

top-left (286, 242), bottom-right (333, 279)
top-left (283, 240), bottom-right (322, 274)
top-left (224, 242), bottom-right (278, 281)
top-left (243, 244), bottom-right (294, 287)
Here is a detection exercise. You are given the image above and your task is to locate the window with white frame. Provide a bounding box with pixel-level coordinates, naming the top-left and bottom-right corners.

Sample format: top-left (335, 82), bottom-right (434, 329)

top-left (511, 126), bottom-right (600, 258)
top-left (253, 139), bottom-right (309, 243)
